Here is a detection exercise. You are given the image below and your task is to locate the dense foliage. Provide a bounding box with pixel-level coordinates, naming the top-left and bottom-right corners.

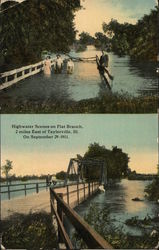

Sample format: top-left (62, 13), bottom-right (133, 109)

top-left (94, 32), bottom-right (110, 50)
top-left (145, 177), bottom-right (159, 201)
top-left (78, 32), bottom-right (95, 45)
top-left (77, 31), bottom-right (110, 50)
top-left (0, 0), bottom-right (81, 71)
top-left (73, 204), bottom-right (158, 249)
top-left (1, 212), bottom-right (57, 249)
top-left (56, 170), bottom-right (66, 180)
top-left (0, 92), bottom-right (158, 114)
top-left (102, 7), bottom-right (158, 60)
top-left (83, 143), bottom-right (129, 180)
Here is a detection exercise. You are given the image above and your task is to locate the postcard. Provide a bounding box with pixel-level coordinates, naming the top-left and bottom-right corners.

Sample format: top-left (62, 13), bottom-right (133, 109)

top-left (0, 0), bottom-right (159, 250)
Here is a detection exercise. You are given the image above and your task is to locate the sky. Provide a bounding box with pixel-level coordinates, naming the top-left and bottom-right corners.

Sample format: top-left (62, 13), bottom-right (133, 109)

top-left (75, 0), bottom-right (157, 36)
top-left (1, 114), bottom-right (158, 176)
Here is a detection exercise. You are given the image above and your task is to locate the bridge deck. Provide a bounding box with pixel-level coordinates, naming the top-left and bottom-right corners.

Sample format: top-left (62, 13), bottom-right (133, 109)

top-left (1, 183), bottom-right (94, 219)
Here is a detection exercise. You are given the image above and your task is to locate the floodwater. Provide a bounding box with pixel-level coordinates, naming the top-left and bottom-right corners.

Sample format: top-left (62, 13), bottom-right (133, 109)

top-left (0, 46), bottom-right (157, 106)
top-left (75, 179), bottom-right (158, 236)
top-left (1, 179), bottom-right (47, 200)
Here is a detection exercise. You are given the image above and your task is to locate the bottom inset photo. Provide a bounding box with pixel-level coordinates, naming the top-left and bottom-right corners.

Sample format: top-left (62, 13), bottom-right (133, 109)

top-left (0, 114), bottom-right (158, 250)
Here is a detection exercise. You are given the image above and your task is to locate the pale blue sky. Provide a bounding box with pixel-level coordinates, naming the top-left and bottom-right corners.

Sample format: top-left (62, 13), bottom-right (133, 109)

top-left (1, 114), bottom-right (158, 175)
top-left (75, 0), bottom-right (157, 36)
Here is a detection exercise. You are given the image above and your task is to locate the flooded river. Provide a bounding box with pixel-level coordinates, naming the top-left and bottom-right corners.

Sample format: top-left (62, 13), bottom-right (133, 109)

top-left (0, 46), bottom-right (157, 105)
top-left (73, 179), bottom-right (158, 236)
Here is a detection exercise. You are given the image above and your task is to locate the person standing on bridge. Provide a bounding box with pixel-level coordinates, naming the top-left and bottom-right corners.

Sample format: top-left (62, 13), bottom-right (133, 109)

top-left (43, 56), bottom-right (52, 76)
top-left (54, 54), bottom-right (63, 73)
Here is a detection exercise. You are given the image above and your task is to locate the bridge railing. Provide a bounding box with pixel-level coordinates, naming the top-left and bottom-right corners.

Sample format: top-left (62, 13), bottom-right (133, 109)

top-left (50, 182), bottom-right (113, 249)
top-left (1, 181), bottom-right (48, 200)
top-left (0, 59), bottom-right (55, 90)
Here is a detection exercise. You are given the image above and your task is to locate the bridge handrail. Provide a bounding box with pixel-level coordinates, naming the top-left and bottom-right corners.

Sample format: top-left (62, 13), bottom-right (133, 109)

top-left (50, 186), bottom-right (113, 249)
top-left (0, 59), bottom-right (55, 78)
top-left (0, 181), bottom-right (47, 188)
top-left (0, 181), bottom-right (48, 199)
top-left (0, 58), bottom-right (56, 90)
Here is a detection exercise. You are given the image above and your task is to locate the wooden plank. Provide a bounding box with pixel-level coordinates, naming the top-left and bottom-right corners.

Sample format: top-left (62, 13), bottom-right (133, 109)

top-left (0, 68), bottom-right (42, 90)
top-left (50, 188), bottom-right (113, 249)
top-left (1, 61), bottom-right (44, 77)
top-left (66, 185), bottom-right (69, 205)
top-left (77, 183), bottom-right (79, 205)
top-left (1, 181), bottom-right (47, 188)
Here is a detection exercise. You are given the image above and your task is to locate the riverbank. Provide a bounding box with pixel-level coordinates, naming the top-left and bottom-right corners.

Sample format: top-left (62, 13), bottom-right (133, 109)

top-left (145, 177), bottom-right (159, 201)
top-left (0, 212), bottom-right (57, 250)
top-left (72, 179), bottom-right (159, 249)
top-left (75, 205), bottom-right (159, 249)
top-left (0, 93), bottom-right (158, 113)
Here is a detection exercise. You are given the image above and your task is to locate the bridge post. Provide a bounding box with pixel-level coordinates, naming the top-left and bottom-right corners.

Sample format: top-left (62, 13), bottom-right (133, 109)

top-left (49, 188), bottom-right (54, 216)
top-left (8, 185), bottom-right (10, 200)
top-left (83, 182), bottom-right (85, 200)
top-left (24, 184), bottom-right (27, 196)
top-left (77, 183), bottom-right (79, 204)
top-left (36, 183), bottom-right (39, 193)
top-left (57, 193), bottom-right (64, 243)
top-left (88, 182), bottom-right (90, 197)
top-left (66, 185), bottom-right (69, 205)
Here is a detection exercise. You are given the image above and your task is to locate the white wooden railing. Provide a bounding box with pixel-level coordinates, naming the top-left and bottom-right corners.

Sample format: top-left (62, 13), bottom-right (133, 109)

top-left (0, 59), bottom-right (55, 90)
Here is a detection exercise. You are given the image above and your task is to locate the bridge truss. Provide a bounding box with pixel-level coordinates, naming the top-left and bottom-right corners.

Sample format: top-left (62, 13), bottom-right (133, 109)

top-left (64, 156), bottom-right (107, 187)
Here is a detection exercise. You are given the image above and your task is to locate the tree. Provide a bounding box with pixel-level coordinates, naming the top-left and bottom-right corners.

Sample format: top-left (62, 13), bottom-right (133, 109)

top-left (56, 171), bottom-right (66, 180)
top-left (2, 160), bottom-right (13, 182)
top-left (102, 7), bottom-right (158, 61)
top-left (0, 0), bottom-right (81, 71)
top-left (83, 143), bottom-right (130, 180)
top-left (79, 32), bottom-right (94, 45)
top-left (94, 32), bottom-right (110, 49)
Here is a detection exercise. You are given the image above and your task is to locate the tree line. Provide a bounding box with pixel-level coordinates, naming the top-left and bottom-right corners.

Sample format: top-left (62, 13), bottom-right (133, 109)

top-left (0, 0), bottom-right (81, 71)
top-left (77, 6), bottom-right (158, 61)
top-left (56, 143), bottom-right (130, 181)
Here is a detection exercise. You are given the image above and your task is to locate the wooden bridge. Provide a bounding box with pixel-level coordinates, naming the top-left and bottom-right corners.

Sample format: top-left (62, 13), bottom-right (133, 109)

top-left (1, 158), bottom-right (112, 248)
top-left (50, 183), bottom-right (113, 249)
top-left (0, 59), bottom-right (55, 91)
top-left (1, 180), bottom-right (113, 249)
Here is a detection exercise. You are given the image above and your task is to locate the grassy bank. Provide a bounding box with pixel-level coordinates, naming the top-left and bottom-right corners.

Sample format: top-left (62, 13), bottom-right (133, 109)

top-left (0, 93), bottom-right (158, 113)
top-left (145, 177), bottom-right (159, 201)
top-left (72, 204), bottom-right (159, 249)
top-left (0, 212), bottom-right (57, 250)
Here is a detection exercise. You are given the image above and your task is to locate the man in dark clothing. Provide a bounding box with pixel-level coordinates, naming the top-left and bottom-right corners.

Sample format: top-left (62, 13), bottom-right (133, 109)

top-left (96, 55), bottom-right (111, 90)
top-left (100, 50), bottom-right (109, 67)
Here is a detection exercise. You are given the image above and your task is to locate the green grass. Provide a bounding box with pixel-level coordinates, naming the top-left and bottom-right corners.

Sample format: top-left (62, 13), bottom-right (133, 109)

top-left (72, 204), bottom-right (159, 249)
top-left (0, 212), bottom-right (57, 250)
top-left (145, 177), bottom-right (159, 201)
top-left (0, 92), bottom-right (158, 113)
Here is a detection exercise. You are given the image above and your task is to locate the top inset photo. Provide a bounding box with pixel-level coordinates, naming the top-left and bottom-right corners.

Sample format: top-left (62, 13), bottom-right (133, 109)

top-left (0, 0), bottom-right (158, 114)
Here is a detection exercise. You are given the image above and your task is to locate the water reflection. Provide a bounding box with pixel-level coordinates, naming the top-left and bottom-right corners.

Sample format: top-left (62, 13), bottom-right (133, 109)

top-left (75, 179), bottom-right (158, 235)
top-left (0, 46), bottom-right (157, 104)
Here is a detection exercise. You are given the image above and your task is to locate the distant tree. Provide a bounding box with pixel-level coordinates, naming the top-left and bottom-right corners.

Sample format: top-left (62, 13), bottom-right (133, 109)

top-left (56, 171), bottom-right (66, 180)
top-left (84, 143), bottom-right (130, 180)
top-left (94, 32), bottom-right (109, 49)
top-left (145, 177), bottom-right (159, 201)
top-left (2, 160), bottom-right (13, 183)
top-left (79, 32), bottom-right (94, 45)
top-left (102, 7), bottom-right (158, 61)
